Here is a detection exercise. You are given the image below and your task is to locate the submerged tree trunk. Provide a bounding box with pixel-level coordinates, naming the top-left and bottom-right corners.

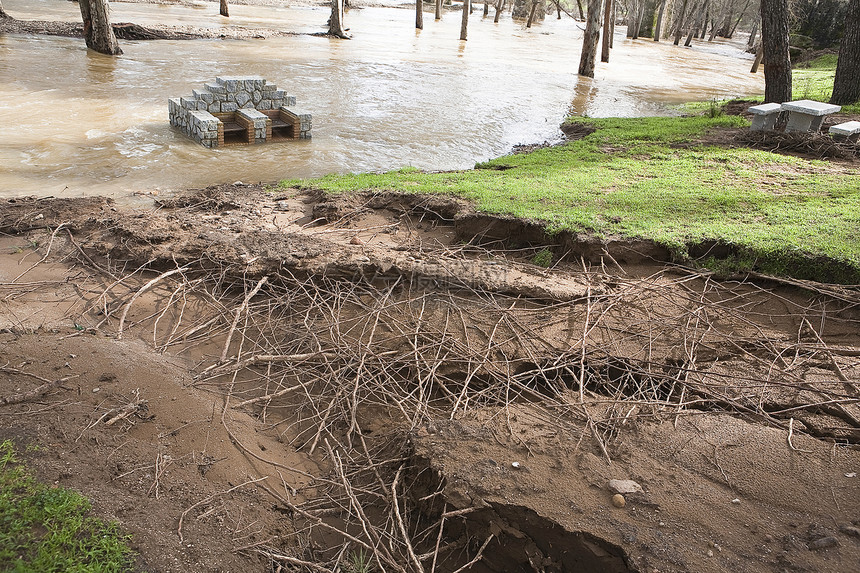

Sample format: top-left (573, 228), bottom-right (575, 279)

top-left (601, 0), bottom-right (611, 61)
top-left (746, 18), bottom-right (759, 51)
top-left (673, 0), bottom-right (689, 45)
top-left (750, 45), bottom-right (763, 73)
top-left (460, 0), bottom-right (470, 40)
top-left (494, 0), bottom-right (504, 22)
top-left (526, 0), bottom-right (538, 26)
top-left (831, 0), bottom-right (860, 104)
top-left (484, 1), bottom-right (489, 15)
top-left (578, 0), bottom-right (602, 77)
top-left (0, 0), bottom-right (9, 18)
top-left (219, 0), bottom-right (229, 17)
top-left (329, 0), bottom-right (350, 38)
top-left (435, 0), bottom-right (442, 19)
top-left (416, 0), bottom-right (423, 28)
top-left (78, 0), bottom-right (122, 55)
top-left (685, 0), bottom-right (707, 46)
top-left (760, 0), bottom-right (791, 102)
top-left (654, 0), bottom-right (667, 41)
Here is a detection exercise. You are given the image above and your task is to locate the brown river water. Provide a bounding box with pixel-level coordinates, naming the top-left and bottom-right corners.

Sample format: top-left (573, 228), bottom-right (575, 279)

top-left (0, 0), bottom-right (764, 201)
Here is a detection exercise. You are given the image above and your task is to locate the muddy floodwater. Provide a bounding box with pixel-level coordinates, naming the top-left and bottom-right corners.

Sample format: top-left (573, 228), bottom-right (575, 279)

top-left (0, 0), bottom-right (764, 200)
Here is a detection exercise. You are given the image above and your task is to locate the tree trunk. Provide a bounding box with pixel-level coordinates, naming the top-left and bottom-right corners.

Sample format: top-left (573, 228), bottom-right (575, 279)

top-left (416, 0), bottom-right (423, 28)
top-left (654, 0), bottom-right (667, 41)
top-left (750, 45), bottom-right (763, 73)
top-left (576, 0), bottom-right (585, 19)
top-left (436, 0), bottom-right (442, 19)
top-left (684, 1), bottom-right (706, 47)
top-left (329, 0), bottom-right (350, 38)
top-left (610, 0), bottom-right (615, 47)
top-left (831, 0), bottom-right (860, 104)
top-left (601, 0), bottom-right (612, 61)
top-left (494, 0), bottom-right (504, 22)
top-left (460, 0), bottom-right (470, 40)
top-left (673, 0), bottom-right (689, 45)
top-left (746, 18), bottom-right (758, 51)
top-left (78, 0), bottom-right (122, 55)
top-left (526, 0), bottom-right (538, 26)
top-left (220, 0), bottom-right (229, 17)
top-left (0, 0), bottom-right (9, 18)
top-left (578, 0), bottom-right (602, 77)
top-left (727, 0), bottom-right (751, 38)
top-left (484, 1), bottom-right (489, 15)
top-left (760, 0), bottom-right (791, 102)
top-left (626, 0), bottom-right (637, 37)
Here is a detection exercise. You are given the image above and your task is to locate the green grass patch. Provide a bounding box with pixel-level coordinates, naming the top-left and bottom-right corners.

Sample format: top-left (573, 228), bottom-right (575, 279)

top-left (282, 115), bottom-right (860, 283)
top-left (792, 54), bottom-right (860, 113)
top-left (0, 440), bottom-right (135, 573)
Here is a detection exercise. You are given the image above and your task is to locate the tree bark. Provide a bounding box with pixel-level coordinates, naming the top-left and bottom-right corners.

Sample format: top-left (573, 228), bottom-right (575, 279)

top-left (329, 0), bottom-right (350, 38)
top-left (416, 0), bottom-right (423, 28)
top-left (578, 0), bottom-right (602, 77)
top-left (220, 0), bottom-right (229, 17)
top-left (831, 0), bottom-right (860, 104)
top-left (654, 0), bottom-right (667, 41)
top-left (78, 0), bottom-right (122, 55)
top-left (601, 0), bottom-right (611, 61)
top-left (460, 0), bottom-right (470, 40)
top-left (435, 0), bottom-right (442, 19)
top-left (576, 0), bottom-right (585, 19)
top-left (760, 0), bottom-right (791, 102)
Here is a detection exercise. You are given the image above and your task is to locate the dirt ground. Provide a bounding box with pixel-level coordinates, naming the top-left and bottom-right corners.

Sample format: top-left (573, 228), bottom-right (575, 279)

top-left (1, 187), bottom-right (858, 573)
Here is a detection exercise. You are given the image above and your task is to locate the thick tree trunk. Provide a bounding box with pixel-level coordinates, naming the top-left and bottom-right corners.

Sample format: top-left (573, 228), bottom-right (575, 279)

top-left (601, 0), bottom-right (611, 61)
top-left (578, 0), bottom-right (602, 77)
top-left (435, 0), bottom-right (442, 19)
top-left (416, 0), bottom-right (423, 28)
top-left (460, 0), bottom-right (470, 40)
top-left (760, 0), bottom-right (791, 102)
top-left (831, 0), bottom-right (860, 104)
top-left (494, 0), bottom-right (504, 22)
top-left (78, 0), bottom-right (122, 55)
top-left (220, 0), bottom-right (229, 17)
top-left (654, 0), bottom-right (667, 41)
top-left (329, 0), bottom-right (350, 38)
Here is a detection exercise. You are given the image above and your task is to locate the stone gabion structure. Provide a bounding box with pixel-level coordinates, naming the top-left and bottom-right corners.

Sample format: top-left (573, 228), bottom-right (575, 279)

top-left (169, 76), bottom-right (312, 148)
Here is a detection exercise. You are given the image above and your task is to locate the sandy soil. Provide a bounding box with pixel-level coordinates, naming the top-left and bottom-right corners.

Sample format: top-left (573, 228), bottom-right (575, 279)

top-left (1, 187), bottom-right (858, 572)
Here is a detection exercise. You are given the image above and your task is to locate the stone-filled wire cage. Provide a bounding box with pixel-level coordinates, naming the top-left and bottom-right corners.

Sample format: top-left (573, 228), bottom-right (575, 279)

top-left (169, 76), bottom-right (312, 148)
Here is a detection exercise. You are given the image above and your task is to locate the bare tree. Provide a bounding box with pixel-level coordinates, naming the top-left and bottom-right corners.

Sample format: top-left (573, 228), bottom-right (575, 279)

top-left (601, 0), bottom-right (612, 61)
top-left (329, 0), bottom-right (350, 38)
top-left (831, 0), bottom-right (859, 104)
top-left (460, 0), bottom-right (470, 40)
top-left (685, 0), bottom-right (708, 46)
top-left (220, 0), bottom-right (229, 17)
top-left (78, 0), bottom-right (122, 55)
top-left (760, 0), bottom-right (791, 102)
top-left (578, 0), bottom-right (603, 77)
top-left (494, 0), bottom-right (505, 22)
top-left (416, 0), bottom-right (423, 28)
top-left (673, 0), bottom-right (691, 45)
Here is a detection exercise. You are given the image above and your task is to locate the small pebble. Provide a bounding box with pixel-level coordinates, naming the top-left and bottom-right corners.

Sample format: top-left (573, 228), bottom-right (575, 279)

top-left (706, 549), bottom-right (714, 558)
top-left (92, 387), bottom-right (100, 393)
top-left (611, 494), bottom-right (626, 508)
top-left (731, 498), bottom-right (741, 504)
top-left (511, 462), bottom-right (521, 469)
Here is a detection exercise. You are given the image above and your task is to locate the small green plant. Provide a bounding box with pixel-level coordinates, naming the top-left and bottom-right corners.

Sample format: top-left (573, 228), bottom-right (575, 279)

top-left (706, 98), bottom-right (723, 118)
top-left (532, 248), bottom-right (553, 268)
top-left (345, 548), bottom-right (373, 573)
top-left (0, 440), bottom-right (136, 572)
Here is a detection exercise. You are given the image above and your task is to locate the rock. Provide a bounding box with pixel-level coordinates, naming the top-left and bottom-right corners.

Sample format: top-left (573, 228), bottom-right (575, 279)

top-left (839, 525), bottom-right (860, 538)
top-left (349, 236), bottom-right (365, 245)
top-left (611, 494), bottom-right (626, 508)
top-left (808, 537), bottom-right (838, 551)
top-left (608, 479), bottom-right (642, 495)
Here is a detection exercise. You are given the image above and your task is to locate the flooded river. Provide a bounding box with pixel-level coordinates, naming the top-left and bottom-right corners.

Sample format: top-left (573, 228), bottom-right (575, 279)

top-left (0, 0), bottom-right (764, 200)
